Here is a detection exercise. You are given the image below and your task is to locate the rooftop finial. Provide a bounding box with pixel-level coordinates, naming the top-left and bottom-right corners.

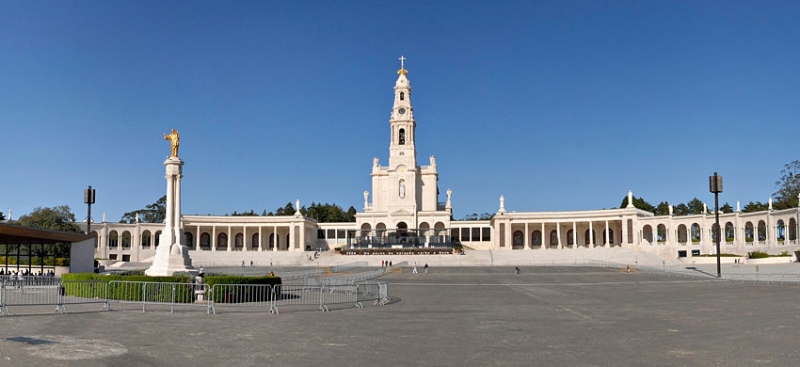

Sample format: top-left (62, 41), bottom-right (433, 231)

top-left (398, 55), bottom-right (408, 76)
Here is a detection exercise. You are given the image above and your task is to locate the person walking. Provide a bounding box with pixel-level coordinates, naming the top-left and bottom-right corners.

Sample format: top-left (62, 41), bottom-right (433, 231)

top-left (514, 266), bottom-right (521, 275)
top-left (424, 263), bottom-right (429, 274)
top-left (412, 262), bottom-right (418, 274)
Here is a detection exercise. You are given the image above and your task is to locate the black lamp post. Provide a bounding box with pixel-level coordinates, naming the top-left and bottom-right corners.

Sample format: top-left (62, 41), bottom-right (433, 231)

top-left (709, 173), bottom-right (723, 278)
top-left (84, 185), bottom-right (96, 234)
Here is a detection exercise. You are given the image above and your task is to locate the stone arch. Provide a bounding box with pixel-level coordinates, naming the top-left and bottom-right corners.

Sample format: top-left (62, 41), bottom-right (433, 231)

top-left (121, 231), bottom-right (131, 248)
top-left (200, 232), bottom-right (211, 250)
top-left (141, 230), bottom-right (152, 248)
top-left (677, 225), bottom-right (688, 244)
top-left (512, 230), bottom-right (524, 249)
top-left (217, 233), bottom-right (228, 250)
top-left (399, 128), bottom-right (406, 145)
top-left (643, 225), bottom-right (653, 244)
top-left (154, 230), bottom-right (162, 247)
top-left (657, 224), bottom-right (667, 243)
top-left (757, 220), bottom-right (767, 241)
top-left (566, 229), bottom-right (574, 246)
top-left (531, 230), bottom-right (542, 249)
top-left (584, 229), bottom-right (596, 246)
top-left (376, 223), bottom-right (387, 238)
top-left (711, 223), bottom-right (720, 243)
top-left (690, 223), bottom-right (701, 243)
top-left (235, 233), bottom-right (244, 250)
top-left (744, 222), bottom-right (754, 242)
top-left (549, 230), bottom-right (559, 248)
top-left (434, 222), bottom-right (446, 237)
top-left (777, 220), bottom-right (786, 241)
top-left (725, 222), bottom-right (734, 242)
top-left (400, 91), bottom-right (405, 101)
top-left (185, 232), bottom-right (193, 248)
top-left (108, 231), bottom-right (119, 248)
top-left (269, 233), bottom-right (275, 249)
top-left (251, 233), bottom-right (259, 250)
top-left (790, 218), bottom-right (797, 241)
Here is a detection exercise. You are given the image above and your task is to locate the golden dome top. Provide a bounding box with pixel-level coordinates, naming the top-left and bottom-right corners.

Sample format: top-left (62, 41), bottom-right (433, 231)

top-left (397, 68), bottom-right (408, 76)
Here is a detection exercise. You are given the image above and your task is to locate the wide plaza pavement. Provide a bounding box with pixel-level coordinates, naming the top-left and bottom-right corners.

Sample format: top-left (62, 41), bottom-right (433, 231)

top-left (1, 265), bottom-right (799, 366)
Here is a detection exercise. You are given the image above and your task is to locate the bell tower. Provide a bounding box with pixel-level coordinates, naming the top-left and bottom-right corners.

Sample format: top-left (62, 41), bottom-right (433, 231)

top-left (388, 55), bottom-right (416, 169)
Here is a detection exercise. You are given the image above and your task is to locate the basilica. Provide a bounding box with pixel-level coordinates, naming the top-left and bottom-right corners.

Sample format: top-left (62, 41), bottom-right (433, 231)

top-left (84, 60), bottom-right (800, 265)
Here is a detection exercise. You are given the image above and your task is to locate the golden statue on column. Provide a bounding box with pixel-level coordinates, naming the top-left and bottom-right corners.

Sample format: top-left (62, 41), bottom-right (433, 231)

top-left (164, 128), bottom-right (180, 157)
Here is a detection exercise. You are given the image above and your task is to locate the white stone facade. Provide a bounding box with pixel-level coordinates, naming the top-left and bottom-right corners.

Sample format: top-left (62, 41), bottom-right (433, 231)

top-left (84, 61), bottom-right (800, 263)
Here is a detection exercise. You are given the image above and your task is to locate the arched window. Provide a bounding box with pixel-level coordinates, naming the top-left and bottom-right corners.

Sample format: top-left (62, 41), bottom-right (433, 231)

top-left (218, 233), bottom-right (228, 250)
top-left (531, 230), bottom-right (542, 248)
top-left (725, 222), bottom-right (734, 242)
top-left (141, 231), bottom-right (151, 248)
top-left (185, 232), bottom-right (193, 248)
top-left (399, 128), bottom-right (405, 145)
top-left (567, 230), bottom-right (574, 245)
top-left (235, 233), bottom-right (244, 250)
top-left (790, 218), bottom-right (798, 241)
top-left (657, 224), bottom-right (667, 243)
top-left (643, 225), bottom-right (653, 243)
top-left (744, 222), bottom-right (754, 242)
top-left (711, 223), bottom-right (720, 243)
top-left (677, 225), bottom-right (688, 244)
top-left (690, 223), bottom-right (701, 242)
top-left (757, 220), bottom-right (767, 241)
top-left (400, 92), bottom-right (405, 101)
top-left (108, 231), bottom-right (118, 248)
top-left (154, 230), bottom-right (162, 247)
top-left (252, 233), bottom-right (259, 250)
top-left (200, 232), bottom-right (211, 250)
top-left (512, 231), bottom-right (524, 249)
top-left (549, 230), bottom-right (559, 247)
top-left (776, 220), bottom-right (786, 241)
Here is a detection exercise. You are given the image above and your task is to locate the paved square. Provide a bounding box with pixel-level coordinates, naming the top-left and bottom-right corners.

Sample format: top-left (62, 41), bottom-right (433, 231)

top-left (1, 266), bottom-right (798, 366)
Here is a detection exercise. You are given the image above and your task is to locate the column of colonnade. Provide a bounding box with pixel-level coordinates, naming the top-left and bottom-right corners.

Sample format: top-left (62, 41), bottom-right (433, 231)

top-left (503, 219), bottom-right (626, 250)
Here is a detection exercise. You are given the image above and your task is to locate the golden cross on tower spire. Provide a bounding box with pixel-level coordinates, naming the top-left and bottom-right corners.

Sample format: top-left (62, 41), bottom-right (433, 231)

top-left (398, 55), bottom-right (408, 76)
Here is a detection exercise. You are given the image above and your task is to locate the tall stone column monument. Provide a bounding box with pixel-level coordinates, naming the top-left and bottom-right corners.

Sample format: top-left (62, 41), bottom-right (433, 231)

top-left (145, 129), bottom-right (195, 276)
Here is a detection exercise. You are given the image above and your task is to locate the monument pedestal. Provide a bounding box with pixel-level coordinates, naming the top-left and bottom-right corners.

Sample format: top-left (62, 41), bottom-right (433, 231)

top-left (145, 156), bottom-right (195, 276)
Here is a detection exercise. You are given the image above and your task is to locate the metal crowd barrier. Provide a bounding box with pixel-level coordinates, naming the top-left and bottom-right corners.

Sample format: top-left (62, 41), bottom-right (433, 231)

top-left (107, 281), bottom-right (208, 313)
top-left (1, 280), bottom-right (392, 316)
top-left (0, 275), bottom-right (62, 287)
top-left (330, 262), bottom-right (368, 273)
top-left (0, 280), bottom-right (110, 315)
top-left (303, 268), bottom-right (386, 287)
top-left (275, 268), bottom-right (326, 281)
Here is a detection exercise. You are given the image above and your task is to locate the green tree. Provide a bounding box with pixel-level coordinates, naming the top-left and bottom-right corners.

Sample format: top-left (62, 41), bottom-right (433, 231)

top-left (232, 210), bottom-right (258, 216)
top-left (120, 196), bottom-right (167, 223)
top-left (773, 160), bottom-right (800, 209)
top-left (654, 201), bottom-right (670, 216)
top-left (0, 211), bottom-right (5, 221)
top-left (274, 202), bottom-right (296, 216)
top-left (719, 203), bottom-right (733, 213)
top-left (620, 195), bottom-right (655, 212)
top-left (673, 203), bottom-right (689, 216)
top-left (17, 205), bottom-right (82, 233)
top-left (301, 202), bottom-right (356, 222)
top-left (742, 201), bottom-right (769, 213)
top-left (686, 198), bottom-right (705, 215)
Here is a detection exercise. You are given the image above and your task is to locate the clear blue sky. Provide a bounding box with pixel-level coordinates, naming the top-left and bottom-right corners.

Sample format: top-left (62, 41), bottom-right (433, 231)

top-left (2, 1), bottom-right (799, 222)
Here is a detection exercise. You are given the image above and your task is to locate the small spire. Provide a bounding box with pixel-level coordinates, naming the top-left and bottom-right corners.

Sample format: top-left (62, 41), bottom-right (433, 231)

top-left (397, 55), bottom-right (408, 76)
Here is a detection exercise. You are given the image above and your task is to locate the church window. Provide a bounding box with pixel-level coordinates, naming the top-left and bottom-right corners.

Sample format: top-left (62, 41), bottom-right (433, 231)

top-left (400, 92), bottom-right (405, 101)
top-left (399, 129), bottom-right (405, 145)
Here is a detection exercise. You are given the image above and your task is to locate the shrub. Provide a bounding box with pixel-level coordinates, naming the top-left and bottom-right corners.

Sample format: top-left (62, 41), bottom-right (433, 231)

top-left (747, 251), bottom-right (769, 259)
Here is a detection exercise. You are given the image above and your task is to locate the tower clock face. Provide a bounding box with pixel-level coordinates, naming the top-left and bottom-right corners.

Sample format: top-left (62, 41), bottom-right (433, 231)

top-left (398, 108), bottom-right (406, 115)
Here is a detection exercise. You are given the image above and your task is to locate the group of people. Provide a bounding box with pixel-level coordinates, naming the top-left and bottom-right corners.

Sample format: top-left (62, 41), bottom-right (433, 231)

top-left (0, 269), bottom-right (56, 288)
top-left (381, 260), bottom-right (393, 267)
top-left (411, 262), bottom-right (429, 274)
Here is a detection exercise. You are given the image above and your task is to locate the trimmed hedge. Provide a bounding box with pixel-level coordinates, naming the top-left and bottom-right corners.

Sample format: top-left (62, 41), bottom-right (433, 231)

top-left (60, 273), bottom-right (281, 304)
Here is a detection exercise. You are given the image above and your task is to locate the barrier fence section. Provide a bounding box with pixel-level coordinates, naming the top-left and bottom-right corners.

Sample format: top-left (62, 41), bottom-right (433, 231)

top-left (0, 280), bottom-right (110, 315)
top-left (330, 262), bottom-right (368, 273)
top-left (276, 268), bottom-right (326, 281)
top-left (0, 275), bottom-right (62, 287)
top-left (356, 283), bottom-right (390, 306)
top-left (303, 268), bottom-right (386, 287)
top-left (107, 281), bottom-right (209, 313)
top-left (206, 284), bottom-right (273, 314)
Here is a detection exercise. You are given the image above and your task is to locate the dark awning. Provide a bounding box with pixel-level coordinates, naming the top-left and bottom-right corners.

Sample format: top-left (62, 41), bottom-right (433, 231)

top-left (0, 223), bottom-right (94, 244)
